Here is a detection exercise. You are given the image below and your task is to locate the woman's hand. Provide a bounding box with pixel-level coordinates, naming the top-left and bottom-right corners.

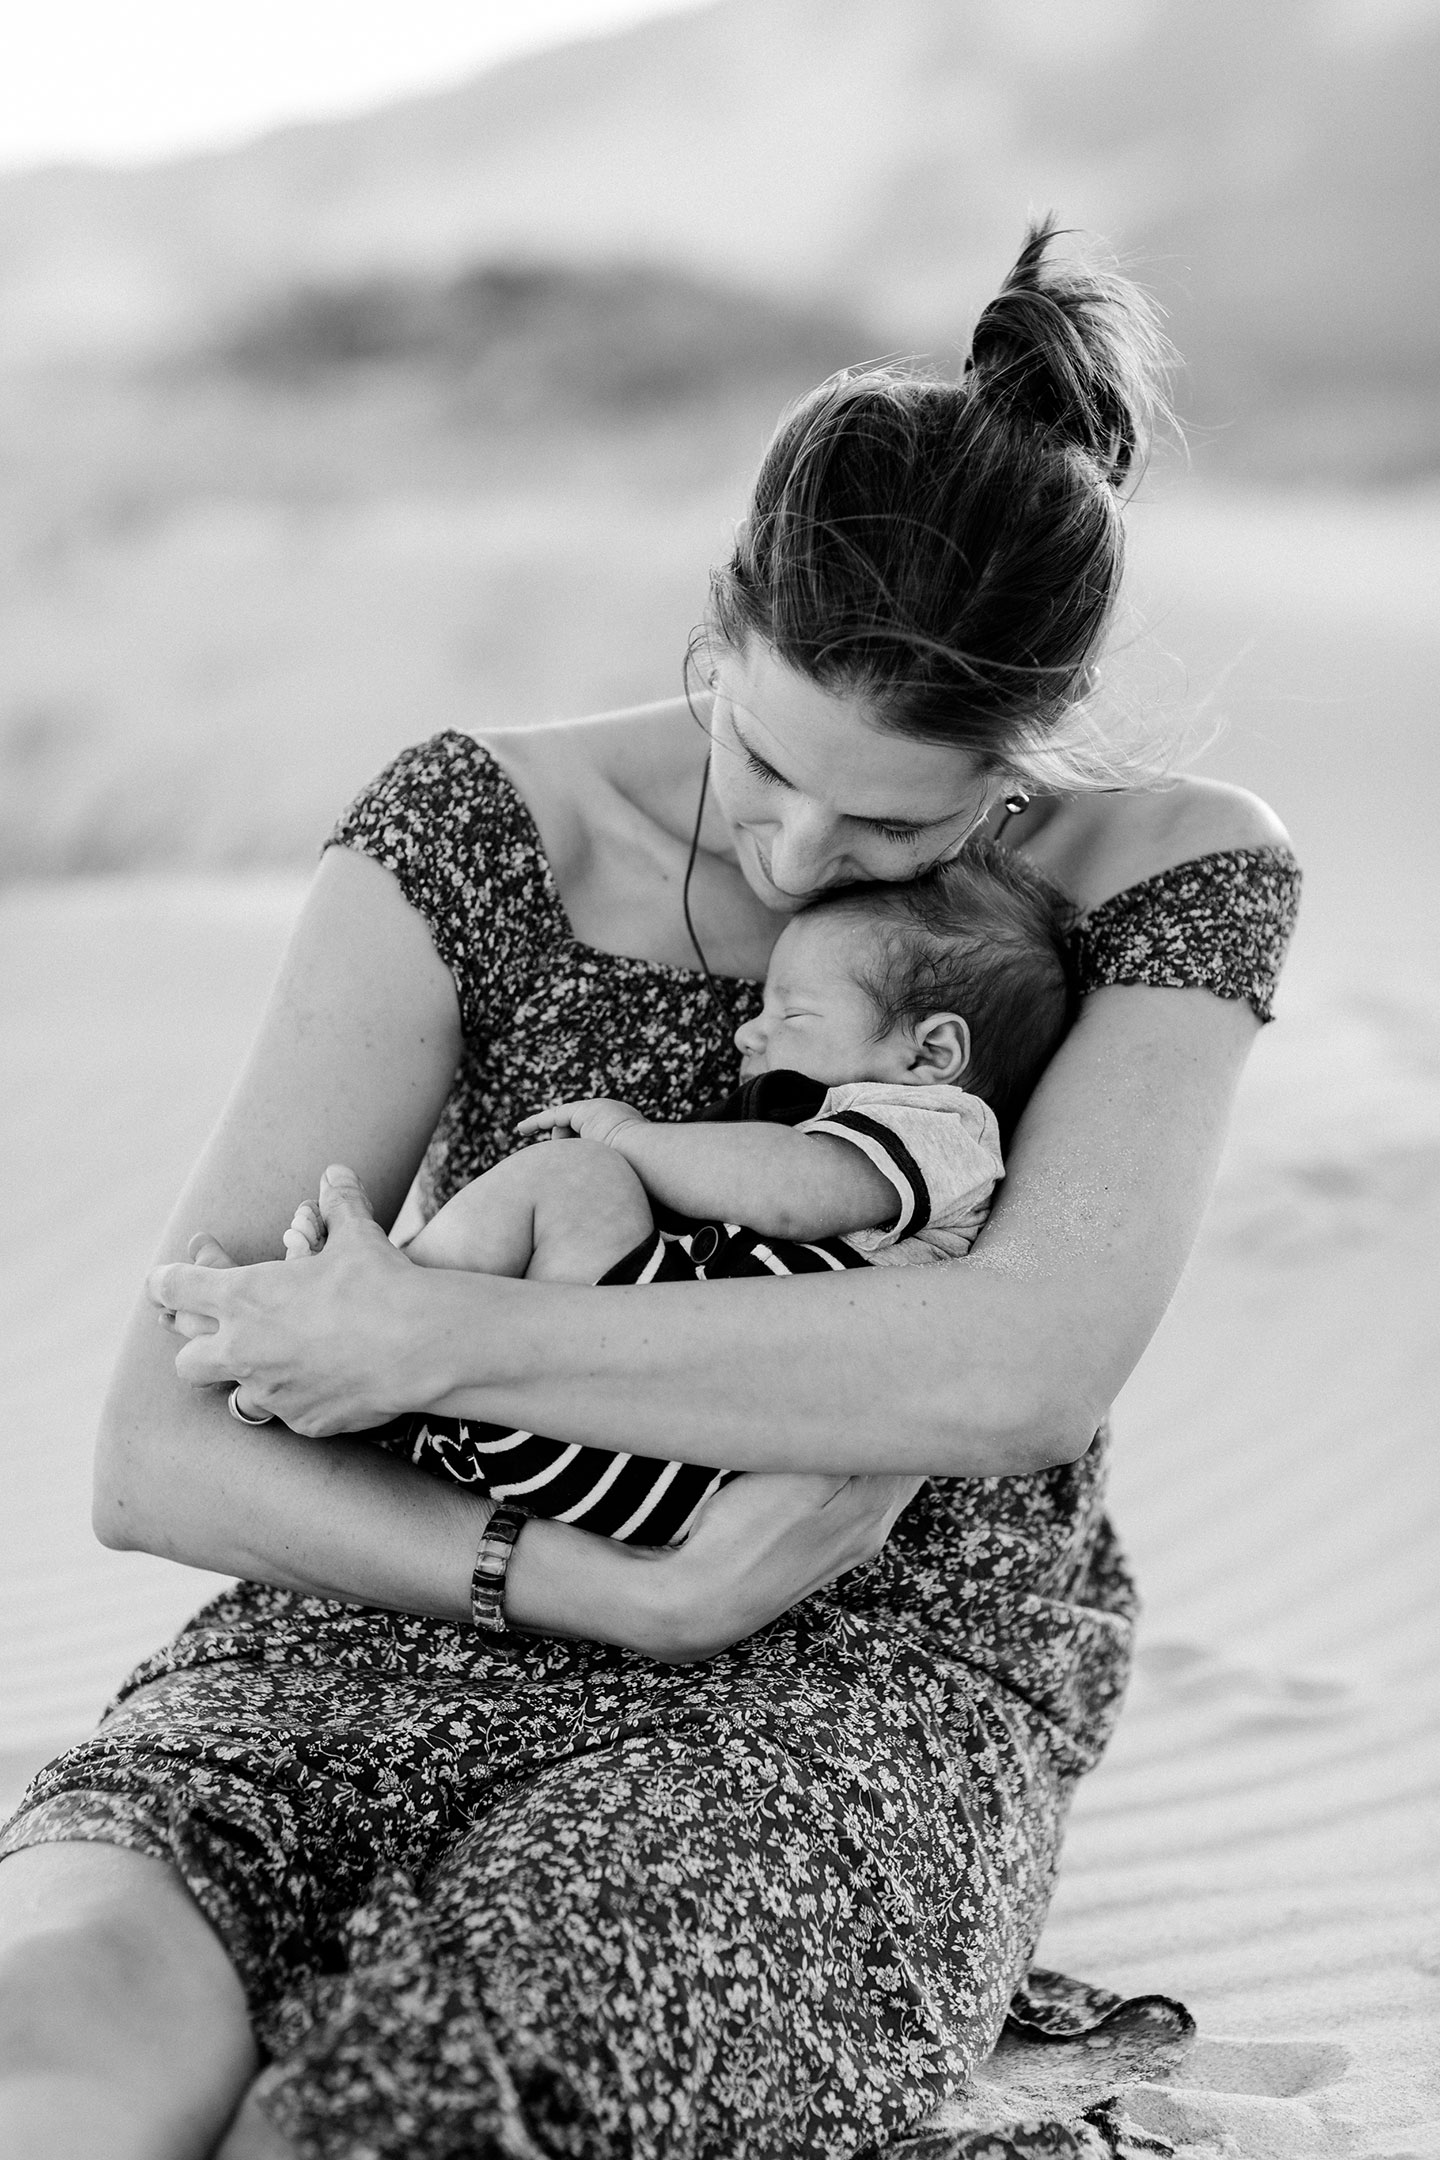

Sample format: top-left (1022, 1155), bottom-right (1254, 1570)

top-left (635, 1469), bottom-right (926, 1663)
top-left (145, 1165), bottom-right (431, 1436)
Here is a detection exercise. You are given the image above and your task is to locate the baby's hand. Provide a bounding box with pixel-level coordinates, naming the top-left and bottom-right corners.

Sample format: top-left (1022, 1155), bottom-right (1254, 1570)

top-left (283, 1198), bottom-right (325, 1260)
top-left (517, 1097), bottom-right (648, 1149)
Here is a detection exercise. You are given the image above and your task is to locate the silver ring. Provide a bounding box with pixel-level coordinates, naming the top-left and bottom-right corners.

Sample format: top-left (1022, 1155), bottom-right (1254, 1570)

top-left (228, 1384), bottom-right (275, 1427)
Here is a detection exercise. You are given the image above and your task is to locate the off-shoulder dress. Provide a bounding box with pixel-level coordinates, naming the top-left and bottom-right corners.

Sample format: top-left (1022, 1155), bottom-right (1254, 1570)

top-left (0, 734), bottom-right (1301, 2160)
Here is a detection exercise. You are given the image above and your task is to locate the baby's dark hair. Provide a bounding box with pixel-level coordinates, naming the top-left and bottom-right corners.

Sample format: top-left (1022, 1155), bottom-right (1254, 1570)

top-left (807, 842), bottom-right (1078, 1142)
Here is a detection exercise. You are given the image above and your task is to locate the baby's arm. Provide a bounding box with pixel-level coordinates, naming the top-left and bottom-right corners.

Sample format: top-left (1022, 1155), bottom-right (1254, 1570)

top-left (519, 1100), bottom-right (897, 1242)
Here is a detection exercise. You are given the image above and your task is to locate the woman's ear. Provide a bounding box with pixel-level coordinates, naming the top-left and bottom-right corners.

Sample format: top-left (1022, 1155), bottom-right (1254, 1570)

top-left (909, 1013), bottom-right (971, 1083)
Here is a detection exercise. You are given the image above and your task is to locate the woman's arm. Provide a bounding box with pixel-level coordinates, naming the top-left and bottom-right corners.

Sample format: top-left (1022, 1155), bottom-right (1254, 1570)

top-left (446, 980), bottom-right (1260, 1470)
top-left (91, 842), bottom-right (465, 1571)
top-left (154, 969), bottom-right (1260, 1478)
top-left (95, 845), bottom-right (907, 1655)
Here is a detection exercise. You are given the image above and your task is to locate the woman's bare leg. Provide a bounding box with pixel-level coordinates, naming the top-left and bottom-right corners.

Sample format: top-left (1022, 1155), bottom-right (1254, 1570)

top-left (0, 1843), bottom-right (259, 2160)
top-left (214, 2088), bottom-right (297, 2159)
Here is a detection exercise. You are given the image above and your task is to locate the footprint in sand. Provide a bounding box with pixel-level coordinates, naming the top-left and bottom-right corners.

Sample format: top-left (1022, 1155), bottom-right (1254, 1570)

top-left (1135, 1640), bottom-right (1356, 1730)
top-left (1184, 2037), bottom-right (1352, 2095)
top-left (1117, 2037), bottom-right (1357, 2158)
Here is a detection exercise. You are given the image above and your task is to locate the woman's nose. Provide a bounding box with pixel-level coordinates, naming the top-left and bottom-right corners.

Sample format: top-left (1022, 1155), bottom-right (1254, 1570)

top-left (767, 804), bottom-right (846, 895)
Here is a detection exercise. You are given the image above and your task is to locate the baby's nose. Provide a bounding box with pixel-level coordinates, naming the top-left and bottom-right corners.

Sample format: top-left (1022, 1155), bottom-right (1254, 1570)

top-left (733, 1015), bottom-right (764, 1055)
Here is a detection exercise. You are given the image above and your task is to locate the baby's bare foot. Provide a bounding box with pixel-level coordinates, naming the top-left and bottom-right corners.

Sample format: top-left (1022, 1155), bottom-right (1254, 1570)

top-left (282, 1199), bottom-right (324, 1260)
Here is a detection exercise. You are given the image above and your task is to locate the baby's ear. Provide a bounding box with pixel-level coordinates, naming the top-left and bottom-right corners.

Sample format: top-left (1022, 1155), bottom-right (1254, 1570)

top-left (910, 1013), bottom-right (970, 1083)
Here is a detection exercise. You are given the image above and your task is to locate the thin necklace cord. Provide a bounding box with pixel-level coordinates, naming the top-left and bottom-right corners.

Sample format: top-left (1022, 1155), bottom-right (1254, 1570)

top-left (681, 751), bottom-right (718, 998)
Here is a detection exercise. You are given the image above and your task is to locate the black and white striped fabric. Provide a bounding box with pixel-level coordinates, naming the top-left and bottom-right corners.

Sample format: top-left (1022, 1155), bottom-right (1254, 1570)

top-left (369, 1217), bottom-right (870, 1546)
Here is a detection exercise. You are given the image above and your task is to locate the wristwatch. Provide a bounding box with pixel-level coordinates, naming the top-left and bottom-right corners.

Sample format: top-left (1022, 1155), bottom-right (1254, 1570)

top-left (470, 1504), bottom-right (529, 1634)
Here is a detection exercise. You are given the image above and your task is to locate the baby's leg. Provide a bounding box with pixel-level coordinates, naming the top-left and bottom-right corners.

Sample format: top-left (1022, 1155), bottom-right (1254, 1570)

top-left (405, 1139), bottom-right (654, 1284)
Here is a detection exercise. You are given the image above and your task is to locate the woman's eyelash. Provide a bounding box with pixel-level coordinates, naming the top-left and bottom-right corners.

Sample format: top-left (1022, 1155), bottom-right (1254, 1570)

top-left (744, 750), bottom-right (783, 786)
top-left (742, 747), bottom-right (919, 843)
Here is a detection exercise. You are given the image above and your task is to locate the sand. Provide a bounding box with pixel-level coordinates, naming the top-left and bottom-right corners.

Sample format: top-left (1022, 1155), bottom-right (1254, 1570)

top-left (2, 872), bottom-right (1437, 2157)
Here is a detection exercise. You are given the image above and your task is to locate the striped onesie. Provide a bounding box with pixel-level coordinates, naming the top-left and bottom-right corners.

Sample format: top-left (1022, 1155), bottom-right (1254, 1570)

top-left (371, 1068), bottom-right (1003, 1545)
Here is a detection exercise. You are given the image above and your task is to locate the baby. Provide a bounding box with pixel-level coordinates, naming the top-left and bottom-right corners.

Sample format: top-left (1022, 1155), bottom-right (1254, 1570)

top-left (289, 841), bottom-right (1075, 1544)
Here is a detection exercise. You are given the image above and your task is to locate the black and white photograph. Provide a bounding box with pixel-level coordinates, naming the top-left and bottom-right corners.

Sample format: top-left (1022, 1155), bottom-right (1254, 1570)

top-left (1, 2), bottom-right (1437, 2153)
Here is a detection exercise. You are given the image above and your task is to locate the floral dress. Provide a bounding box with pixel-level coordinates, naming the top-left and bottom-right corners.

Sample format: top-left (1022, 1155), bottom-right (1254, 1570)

top-left (0, 736), bottom-right (1301, 2160)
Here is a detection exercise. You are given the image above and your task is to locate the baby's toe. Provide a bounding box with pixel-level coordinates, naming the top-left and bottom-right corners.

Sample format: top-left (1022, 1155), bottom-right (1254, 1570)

top-left (284, 1200), bottom-right (324, 1258)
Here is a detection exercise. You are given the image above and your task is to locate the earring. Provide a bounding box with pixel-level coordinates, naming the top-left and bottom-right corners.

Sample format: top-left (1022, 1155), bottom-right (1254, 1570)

top-left (1003, 789), bottom-right (1031, 817)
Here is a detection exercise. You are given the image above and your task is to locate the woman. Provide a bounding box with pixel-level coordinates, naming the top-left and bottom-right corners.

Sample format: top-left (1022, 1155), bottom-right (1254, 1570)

top-left (0, 225), bottom-right (1299, 2159)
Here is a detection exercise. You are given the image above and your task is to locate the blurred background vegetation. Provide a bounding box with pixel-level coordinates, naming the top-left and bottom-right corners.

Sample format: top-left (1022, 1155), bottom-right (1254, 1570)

top-left (1, 0), bottom-right (1436, 890)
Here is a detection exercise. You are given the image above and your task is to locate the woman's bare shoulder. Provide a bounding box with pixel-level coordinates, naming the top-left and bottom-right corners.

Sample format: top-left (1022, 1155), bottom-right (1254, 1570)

top-left (477, 700), bottom-right (699, 854)
top-left (1030, 775), bottom-right (1293, 913)
top-left (478, 699), bottom-right (693, 789)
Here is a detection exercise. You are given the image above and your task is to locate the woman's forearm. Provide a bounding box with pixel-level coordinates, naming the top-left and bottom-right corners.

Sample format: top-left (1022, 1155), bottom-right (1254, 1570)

top-left (96, 1298), bottom-right (679, 1652)
top-left (149, 984), bottom-right (1258, 1489)
top-left (97, 1297), bottom-right (896, 1664)
top-left (423, 1260), bottom-right (1069, 1474)
top-left (425, 987), bottom-right (1259, 1476)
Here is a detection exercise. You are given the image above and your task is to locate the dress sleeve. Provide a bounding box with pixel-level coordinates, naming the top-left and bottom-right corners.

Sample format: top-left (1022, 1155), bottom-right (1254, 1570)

top-left (1070, 845), bottom-right (1302, 1024)
top-left (326, 731), bottom-right (558, 1043)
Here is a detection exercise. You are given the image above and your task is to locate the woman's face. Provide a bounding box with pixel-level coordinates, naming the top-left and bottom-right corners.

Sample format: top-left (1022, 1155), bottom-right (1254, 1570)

top-left (706, 639), bottom-right (1001, 912)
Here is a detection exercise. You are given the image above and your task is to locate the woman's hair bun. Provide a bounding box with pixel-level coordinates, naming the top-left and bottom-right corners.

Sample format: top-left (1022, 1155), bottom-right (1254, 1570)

top-left (709, 215), bottom-right (1178, 791)
top-left (965, 216), bottom-right (1171, 488)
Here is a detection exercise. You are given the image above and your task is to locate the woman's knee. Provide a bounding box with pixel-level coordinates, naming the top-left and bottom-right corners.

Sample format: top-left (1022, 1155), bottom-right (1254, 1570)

top-left (214, 2087), bottom-right (299, 2160)
top-left (0, 1843), bottom-right (256, 2094)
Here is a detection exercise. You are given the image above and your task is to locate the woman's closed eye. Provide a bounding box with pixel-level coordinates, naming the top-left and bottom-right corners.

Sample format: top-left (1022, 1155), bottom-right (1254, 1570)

top-left (742, 746), bottom-right (788, 790)
top-left (744, 748), bottom-right (931, 848)
top-left (733, 715), bottom-right (971, 852)
top-left (862, 820), bottom-right (927, 846)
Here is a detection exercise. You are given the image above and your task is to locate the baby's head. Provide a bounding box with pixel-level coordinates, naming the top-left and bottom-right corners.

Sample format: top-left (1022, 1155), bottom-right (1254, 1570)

top-left (734, 842), bottom-right (1076, 1138)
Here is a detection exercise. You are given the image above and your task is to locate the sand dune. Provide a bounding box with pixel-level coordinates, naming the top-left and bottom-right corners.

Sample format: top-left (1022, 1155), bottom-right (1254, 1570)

top-left (2, 0), bottom-right (1437, 486)
top-left (2, 869), bottom-right (1437, 2154)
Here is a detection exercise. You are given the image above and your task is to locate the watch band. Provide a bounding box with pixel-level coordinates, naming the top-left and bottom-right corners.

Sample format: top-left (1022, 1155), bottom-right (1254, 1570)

top-left (470, 1504), bottom-right (528, 1634)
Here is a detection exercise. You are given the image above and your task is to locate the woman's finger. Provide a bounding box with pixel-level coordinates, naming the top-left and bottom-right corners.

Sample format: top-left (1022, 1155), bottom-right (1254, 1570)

top-left (316, 1163), bottom-right (379, 1235)
top-left (174, 1332), bottom-right (240, 1388)
top-left (228, 1388), bottom-right (272, 1425)
top-left (145, 1261), bottom-right (227, 1317)
top-left (169, 1308), bottom-right (220, 1341)
top-left (187, 1230), bottom-right (238, 1269)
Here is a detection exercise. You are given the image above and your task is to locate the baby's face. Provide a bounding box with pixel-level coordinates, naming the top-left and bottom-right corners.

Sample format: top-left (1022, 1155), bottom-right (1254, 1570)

top-left (733, 912), bottom-right (909, 1085)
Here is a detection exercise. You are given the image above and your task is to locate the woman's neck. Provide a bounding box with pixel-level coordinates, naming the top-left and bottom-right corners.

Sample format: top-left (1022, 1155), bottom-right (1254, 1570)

top-left (477, 703), bottom-right (784, 980)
